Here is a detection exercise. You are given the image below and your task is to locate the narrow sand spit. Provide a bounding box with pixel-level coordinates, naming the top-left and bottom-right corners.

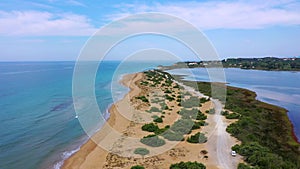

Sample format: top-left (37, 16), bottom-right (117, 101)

top-left (62, 72), bottom-right (242, 169)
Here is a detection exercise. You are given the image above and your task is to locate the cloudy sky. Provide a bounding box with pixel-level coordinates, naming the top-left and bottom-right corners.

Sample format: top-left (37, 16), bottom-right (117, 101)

top-left (0, 0), bottom-right (300, 61)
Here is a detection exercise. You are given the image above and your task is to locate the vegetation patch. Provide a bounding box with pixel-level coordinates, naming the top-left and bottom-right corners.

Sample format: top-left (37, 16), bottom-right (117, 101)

top-left (135, 96), bottom-right (149, 103)
top-left (153, 117), bottom-right (163, 123)
top-left (225, 112), bottom-right (241, 119)
top-left (141, 123), bottom-right (159, 132)
top-left (134, 148), bottom-right (149, 157)
top-left (140, 134), bottom-right (165, 147)
top-left (187, 132), bottom-right (207, 143)
top-left (148, 106), bottom-right (160, 112)
top-left (131, 165), bottom-right (145, 169)
top-left (200, 97), bottom-right (210, 103)
top-left (170, 161), bottom-right (206, 169)
top-left (170, 119), bottom-right (194, 135)
top-left (181, 96), bottom-right (201, 108)
top-left (176, 78), bottom-right (300, 168)
top-left (161, 130), bottom-right (184, 141)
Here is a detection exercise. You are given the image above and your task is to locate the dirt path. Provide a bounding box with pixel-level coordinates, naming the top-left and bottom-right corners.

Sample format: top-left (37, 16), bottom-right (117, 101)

top-left (177, 81), bottom-right (241, 169)
top-left (212, 99), bottom-right (240, 169)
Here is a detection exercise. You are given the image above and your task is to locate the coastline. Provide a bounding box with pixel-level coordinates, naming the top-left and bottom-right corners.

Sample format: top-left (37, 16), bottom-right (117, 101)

top-left (61, 73), bottom-right (143, 169)
top-left (291, 123), bottom-right (300, 144)
top-left (61, 69), bottom-right (299, 169)
top-left (61, 71), bottom-right (242, 169)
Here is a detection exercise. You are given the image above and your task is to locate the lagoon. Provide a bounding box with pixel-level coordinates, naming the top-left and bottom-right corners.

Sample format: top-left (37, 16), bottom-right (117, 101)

top-left (167, 68), bottom-right (300, 141)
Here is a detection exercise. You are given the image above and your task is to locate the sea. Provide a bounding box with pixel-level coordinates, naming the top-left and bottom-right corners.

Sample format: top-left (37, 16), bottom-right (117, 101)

top-left (0, 62), bottom-right (299, 169)
top-left (0, 61), bottom-right (172, 169)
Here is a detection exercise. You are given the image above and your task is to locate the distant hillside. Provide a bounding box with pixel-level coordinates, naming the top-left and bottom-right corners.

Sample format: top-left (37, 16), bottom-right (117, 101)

top-left (163, 57), bottom-right (300, 71)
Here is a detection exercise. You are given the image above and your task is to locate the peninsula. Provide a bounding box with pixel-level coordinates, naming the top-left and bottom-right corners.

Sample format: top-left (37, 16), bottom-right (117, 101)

top-left (63, 69), bottom-right (300, 169)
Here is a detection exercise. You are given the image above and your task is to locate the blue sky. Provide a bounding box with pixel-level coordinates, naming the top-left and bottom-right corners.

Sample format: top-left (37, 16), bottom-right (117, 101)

top-left (0, 0), bottom-right (300, 61)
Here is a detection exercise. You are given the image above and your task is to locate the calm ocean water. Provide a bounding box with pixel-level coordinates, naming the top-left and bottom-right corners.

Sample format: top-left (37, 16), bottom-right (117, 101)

top-left (0, 61), bottom-right (173, 169)
top-left (167, 68), bottom-right (300, 141)
top-left (1, 62), bottom-right (299, 169)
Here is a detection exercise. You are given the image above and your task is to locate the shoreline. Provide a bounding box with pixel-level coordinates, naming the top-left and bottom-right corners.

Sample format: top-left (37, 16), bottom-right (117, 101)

top-left (61, 71), bottom-right (242, 169)
top-left (61, 73), bottom-right (143, 169)
top-left (291, 123), bottom-right (300, 144)
top-left (61, 70), bottom-right (299, 169)
top-left (167, 69), bottom-right (300, 144)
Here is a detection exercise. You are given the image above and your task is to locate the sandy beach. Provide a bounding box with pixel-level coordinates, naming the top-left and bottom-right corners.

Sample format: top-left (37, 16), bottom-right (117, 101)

top-left (62, 71), bottom-right (242, 169)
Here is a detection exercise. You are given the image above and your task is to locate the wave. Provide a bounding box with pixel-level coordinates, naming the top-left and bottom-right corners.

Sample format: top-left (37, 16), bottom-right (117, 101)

top-left (53, 144), bottom-right (82, 169)
top-left (51, 72), bottom-right (131, 169)
top-left (1, 68), bottom-right (72, 75)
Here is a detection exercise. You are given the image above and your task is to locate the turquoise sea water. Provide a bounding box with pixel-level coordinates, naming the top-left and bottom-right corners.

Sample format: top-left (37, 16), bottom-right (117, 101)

top-left (0, 61), bottom-right (172, 169)
top-left (1, 62), bottom-right (299, 169)
top-left (167, 68), bottom-right (300, 142)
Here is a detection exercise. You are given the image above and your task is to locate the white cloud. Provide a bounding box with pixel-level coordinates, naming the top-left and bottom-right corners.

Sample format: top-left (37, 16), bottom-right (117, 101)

top-left (0, 10), bottom-right (97, 36)
top-left (109, 0), bottom-right (300, 29)
top-left (67, 0), bottom-right (86, 7)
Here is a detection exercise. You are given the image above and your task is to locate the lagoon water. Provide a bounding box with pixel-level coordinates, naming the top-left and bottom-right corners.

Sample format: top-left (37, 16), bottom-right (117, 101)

top-left (0, 61), bottom-right (172, 169)
top-left (167, 68), bottom-right (300, 142)
top-left (0, 62), bottom-right (299, 169)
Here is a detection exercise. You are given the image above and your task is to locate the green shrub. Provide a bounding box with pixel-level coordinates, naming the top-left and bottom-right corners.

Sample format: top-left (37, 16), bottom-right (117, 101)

top-left (162, 130), bottom-right (184, 141)
top-left (154, 117), bottom-right (163, 123)
top-left (141, 123), bottom-right (159, 132)
top-left (136, 96), bottom-right (149, 103)
top-left (154, 125), bottom-right (169, 135)
top-left (149, 106), bottom-right (160, 112)
top-left (200, 97), bottom-right (210, 103)
top-left (225, 112), bottom-right (241, 119)
top-left (221, 110), bottom-right (229, 116)
top-left (140, 134), bottom-right (165, 147)
top-left (181, 96), bottom-right (201, 108)
top-left (165, 94), bottom-right (175, 101)
top-left (237, 163), bottom-right (252, 169)
top-left (196, 111), bottom-right (207, 120)
top-left (131, 165), bottom-right (145, 169)
top-left (192, 122), bottom-right (201, 130)
top-left (187, 132), bottom-right (207, 143)
top-left (170, 161), bottom-right (206, 169)
top-left (134, 148), bottom-right (149, 156)
top-left (171, 119), bottom-right (194, 134)
top-left (206, 108), bottom-right (215, 114)
top-left (140, 81), bottom-right (149, 86)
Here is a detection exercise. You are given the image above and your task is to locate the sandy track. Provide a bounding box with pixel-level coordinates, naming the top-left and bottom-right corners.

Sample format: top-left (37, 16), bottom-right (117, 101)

top-left (177, 81), bottom-right (241, 169)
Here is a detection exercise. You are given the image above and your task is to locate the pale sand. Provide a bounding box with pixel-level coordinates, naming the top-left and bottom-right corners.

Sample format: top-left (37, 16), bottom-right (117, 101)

top-left (62, 73), bottom-right (143, 169)
top-left (62, 72), bottom-right (242, 169)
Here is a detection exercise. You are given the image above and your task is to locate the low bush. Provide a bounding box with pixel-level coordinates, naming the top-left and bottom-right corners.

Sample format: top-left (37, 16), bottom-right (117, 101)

top-left (162, 130), bottom-right (184, 141)
top-left (141, 123), bottom-right (159, 132)
top-left (148, 106), bottom-right (160, 112)
top-left (225, 112), bottom-right (241, 119)
top-left (200, 97), bottom-right (210, 103)
top-left (131, 165), bottom-right (145, 169)
top-left (187, 132), bottom-right (207, 143)
top-left (140, 134), bottom-right (165, 147)
top-left (153, 117), bottom-right (163, 123)
top-left (170, 161), bottom-right (206, 169)
top-left (136, 96), bottom-right (149, 103)
top-left (221, 110), bottom-right (229, 116)
top-left (134, 148), bottom-right (149, 156)
top-left (171, 119), bottom-right (194, 134)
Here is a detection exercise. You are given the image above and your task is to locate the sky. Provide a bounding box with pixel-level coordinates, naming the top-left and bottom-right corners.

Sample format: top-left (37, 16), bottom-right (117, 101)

top-left (0, 0), bottom-right (300, 61)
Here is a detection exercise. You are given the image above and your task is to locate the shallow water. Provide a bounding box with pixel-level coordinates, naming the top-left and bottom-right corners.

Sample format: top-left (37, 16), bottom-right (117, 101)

top-left (0, 61), bottom-right (173, 169)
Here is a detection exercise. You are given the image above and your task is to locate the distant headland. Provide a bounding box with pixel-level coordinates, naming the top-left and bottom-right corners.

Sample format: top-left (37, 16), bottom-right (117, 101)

top-left (163, 57), bottom-right (300, 71)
